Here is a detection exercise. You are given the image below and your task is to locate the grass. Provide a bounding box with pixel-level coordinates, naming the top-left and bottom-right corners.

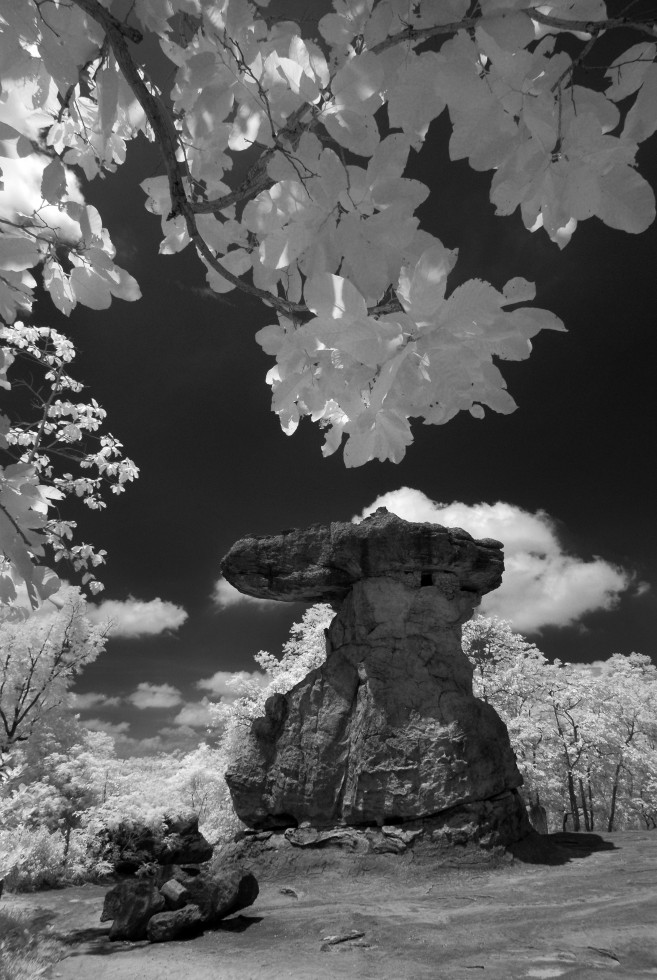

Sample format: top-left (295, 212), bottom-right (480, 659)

top-left (0, 904), bottom-right (64, 980)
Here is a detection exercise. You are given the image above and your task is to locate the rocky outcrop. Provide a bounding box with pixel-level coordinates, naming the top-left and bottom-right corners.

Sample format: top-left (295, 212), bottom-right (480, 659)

top-left (101, 866), bottom-right (259, 942)
top-left (101, 879), bottom-right (165, 941)
top-left (99, 811), bottom-right (259, 942)
top-left (222, 509), bottom-right (530, 851)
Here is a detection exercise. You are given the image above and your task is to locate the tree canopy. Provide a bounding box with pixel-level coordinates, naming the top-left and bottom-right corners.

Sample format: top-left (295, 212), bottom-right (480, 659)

top-left (1, 0), bottom-right (656, 601)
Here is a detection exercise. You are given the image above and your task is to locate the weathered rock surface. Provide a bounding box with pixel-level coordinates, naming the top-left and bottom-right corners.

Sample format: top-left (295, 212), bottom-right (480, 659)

top-left (102, 880), bottom-right (165, 941)
top-left (147, 904), bottom-right (204, 942)
top-left (223, 510), bottom-right (529, 847)
top-left (217, 794), bottom-right (533, 880)
top-left (171, 868), bottom-right (260, 927)
top-left (102, 868), bottom-right (259, 942)
top-left (159, 877), bottom-right (190, 910)
top-left (220, 508), bottom-right (504, 603)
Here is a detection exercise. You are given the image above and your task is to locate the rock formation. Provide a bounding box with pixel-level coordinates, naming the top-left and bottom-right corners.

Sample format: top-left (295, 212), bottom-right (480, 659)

top-left (221, 509), bottom-right (530, 858)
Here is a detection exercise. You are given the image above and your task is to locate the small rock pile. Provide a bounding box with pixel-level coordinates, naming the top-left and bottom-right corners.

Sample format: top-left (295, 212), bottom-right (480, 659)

top-left (99, 813), bottom-right (258, 943)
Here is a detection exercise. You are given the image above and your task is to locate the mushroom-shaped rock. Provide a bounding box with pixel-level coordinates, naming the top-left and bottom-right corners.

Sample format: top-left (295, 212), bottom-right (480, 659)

top-left (221, 511), bottom-right (528, 848)
top-left (220, 508), bottom-right (504, 603)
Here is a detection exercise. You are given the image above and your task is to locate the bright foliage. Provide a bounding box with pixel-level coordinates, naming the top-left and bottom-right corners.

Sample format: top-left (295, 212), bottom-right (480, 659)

top-left (2, 0), bottom-right (657, 598)
top-left (0, 586), bottom-right (109, 752)
top-left (462, 617), bottom-right (657, 832)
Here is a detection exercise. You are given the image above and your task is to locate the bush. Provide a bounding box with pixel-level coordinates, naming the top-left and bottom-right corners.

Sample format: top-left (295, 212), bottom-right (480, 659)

top-left (0, 825), bottom-right (111, 892)
top-left (0, 905), bottom-right (63, 980)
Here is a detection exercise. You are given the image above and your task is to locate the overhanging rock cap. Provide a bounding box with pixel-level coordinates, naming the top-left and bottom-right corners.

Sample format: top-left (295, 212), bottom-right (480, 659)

top-left (220, 508), bottom-right (504, 603)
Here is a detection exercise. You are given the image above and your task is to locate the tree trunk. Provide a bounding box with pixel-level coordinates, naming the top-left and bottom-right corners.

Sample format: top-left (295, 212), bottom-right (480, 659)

top-left (587, 777), bottom-right (595, 831)
top-left (608, 760), bottom-right (623, 832)
top-left (579, 777), bottom-right (591, 832)
top-left (567, 771), bottom-right (580, 831)
top-left (62, 824), bottom-right (72, 867)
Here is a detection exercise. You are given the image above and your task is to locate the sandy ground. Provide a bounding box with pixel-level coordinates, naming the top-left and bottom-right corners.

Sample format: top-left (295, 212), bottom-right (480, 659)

top-left (5, 831), bottom-right (657, 980)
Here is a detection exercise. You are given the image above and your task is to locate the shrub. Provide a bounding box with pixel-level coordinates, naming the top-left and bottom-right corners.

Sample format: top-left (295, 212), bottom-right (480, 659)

top-left (0, 905), bottom-right (63, 980)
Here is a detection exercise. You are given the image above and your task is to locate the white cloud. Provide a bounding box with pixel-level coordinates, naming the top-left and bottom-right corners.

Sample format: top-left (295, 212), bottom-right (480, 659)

top-left (355, 488), bottom-right (632, 633)
top-left (172, 700), bottom-right (215, 728)
top-left (127, 682), bottom-right (183, 710)
top-left (196, 669), bottom-right (269, 700)
top-left (211, 577), bottom-right (279, 612)
top-left (71, 691), bottom-right (121, 710)
top-left (86, 596), bottom-right (188, 637)
top-left (81, 718), bottom-right (131, 737)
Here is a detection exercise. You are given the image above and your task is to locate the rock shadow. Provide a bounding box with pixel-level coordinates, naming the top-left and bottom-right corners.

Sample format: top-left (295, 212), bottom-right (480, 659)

top-left (215, 913), bottom-right (264, 932)
top-left (510, 830), bottom-right (618, 866)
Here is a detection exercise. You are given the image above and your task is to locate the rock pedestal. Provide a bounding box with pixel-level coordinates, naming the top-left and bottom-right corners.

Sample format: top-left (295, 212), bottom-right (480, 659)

top-left (221, 510), bottom-right (530, 854)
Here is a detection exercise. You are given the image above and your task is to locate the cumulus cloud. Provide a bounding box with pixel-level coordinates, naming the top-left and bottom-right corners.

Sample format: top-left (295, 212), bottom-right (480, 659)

top-left (71, 691), bottom-right (121, 710)
top-left (355, 488), bottom-right (633, 633)
top-left (211, 577), bottom-right (280, 612)
top-left (81, 718), bottom-right (131, 737)
top-left (86, 597), bottom-right (188, 637)
top-left (127, 682), bottom-right (183, 710)
top-left (172, 700), bottom-right (215, 728)
top-left (196, 669), bottom-right (269, 700)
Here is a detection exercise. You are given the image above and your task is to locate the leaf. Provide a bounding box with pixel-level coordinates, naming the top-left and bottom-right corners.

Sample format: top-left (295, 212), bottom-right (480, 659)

top-left (97, 60), bottom-right (120, 141)
top-left (80, 205), bottom-right (103, 244)
top-left (605, 43), bottom-right (656, 103)
top-left (331, 51), bottom-right (384, 113)
top-left (0, 237), bottom-right (43, 272)
top-left (597, 165), bottom-right (656, 234)
top-left (41, 157), bottom-right (67, 204)
top-left (343, 407), bottom-right (412, 467)
top-left (563, 163), bottom-right (601, 220)
top-left (477, 12), bottom-right (535, 51)
top-left (322, 110), bottom-right (380, 158)
top-left (140, 176), bottom-right (171, 215)
top-left (397, 244), bottom-right (458, 319)
top-left (70, 267), bottom-right (113, 309)
top-left (503, 278), bottom-right (536, 304)
top-left (42, 258), bottom-right (76, 315)
top-left (622, 63), bottom-right (657, 144)
top-left (386, 52), bottom-right (446, 148)
top-left (203, 249), bottom-right (252, 294)
top-left (305, 274), bottom-right (368, 321)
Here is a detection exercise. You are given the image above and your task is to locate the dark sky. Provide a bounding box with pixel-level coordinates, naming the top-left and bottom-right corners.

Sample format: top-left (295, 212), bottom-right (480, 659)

top-left (26, 20), bottom-right (656, 751)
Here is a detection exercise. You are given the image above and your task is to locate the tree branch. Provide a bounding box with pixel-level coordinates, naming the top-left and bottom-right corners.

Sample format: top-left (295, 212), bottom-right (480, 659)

top-left (71, 0), bottom-right (306, 318)
top-left (68, 0), bottom-right (657, 319)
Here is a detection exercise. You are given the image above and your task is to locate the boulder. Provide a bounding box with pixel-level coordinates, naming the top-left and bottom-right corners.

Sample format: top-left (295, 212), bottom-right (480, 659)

top-left (102, 879), bottom-right (166, 941)
top-left (222, 510), bottom-right (530, 848)
top-left (159, 877), bottom-right (190, 910)
top-left (220, 508), bottom-right (504, 603)
top-left (147, 904), bottom-right (204, 942)
top-left (167, 869), bottom-right (260, 927)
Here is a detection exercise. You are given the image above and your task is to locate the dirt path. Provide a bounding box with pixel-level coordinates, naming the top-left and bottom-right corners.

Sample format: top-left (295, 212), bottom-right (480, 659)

top-left (7, 831), bottom-right (657, 980)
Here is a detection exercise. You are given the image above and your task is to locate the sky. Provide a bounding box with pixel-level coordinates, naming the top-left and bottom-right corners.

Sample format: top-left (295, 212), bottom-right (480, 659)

top-left (3, 6), bottom-right (657, 756)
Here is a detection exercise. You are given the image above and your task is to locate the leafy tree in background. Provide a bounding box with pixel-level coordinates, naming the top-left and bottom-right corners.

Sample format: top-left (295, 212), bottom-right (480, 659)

top-left (210, 601), bottom-right (334, 753)
top-left (0, 585), bottom-right (110, 754)
top-left (462, 616), bottom-right (657, 831)
top-left (2, 0), bottom-right (657, 598)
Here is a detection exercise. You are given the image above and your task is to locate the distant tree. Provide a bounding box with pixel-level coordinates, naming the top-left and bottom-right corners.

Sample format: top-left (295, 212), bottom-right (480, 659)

top-left (2, 0), bottom-right (657, 596)
top-left (0, 586), bottom-right (110, 753)
top-left (211, 602), bottom-right (334, 772)
top-left (463, 616), bottom-right (657, 831)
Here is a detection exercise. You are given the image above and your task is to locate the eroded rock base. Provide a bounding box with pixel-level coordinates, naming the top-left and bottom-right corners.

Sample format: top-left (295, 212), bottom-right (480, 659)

top-left (218, 789), bottom-right (532, 880)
